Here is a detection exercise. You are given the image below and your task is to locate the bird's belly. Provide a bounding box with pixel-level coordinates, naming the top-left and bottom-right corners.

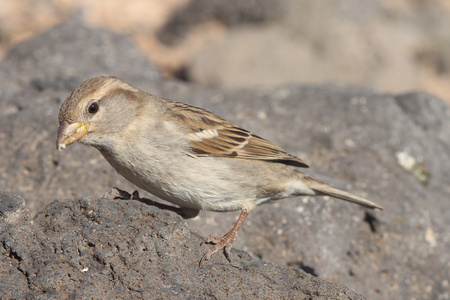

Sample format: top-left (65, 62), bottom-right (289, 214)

top-left (101, 150), bottom-right (260, 212)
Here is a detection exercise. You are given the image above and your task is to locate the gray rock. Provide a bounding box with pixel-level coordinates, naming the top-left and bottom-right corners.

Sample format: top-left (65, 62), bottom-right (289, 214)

top-left (0, 17), bottom-right (449, 300)
top-left (0, 190), bottom-right (364, 299)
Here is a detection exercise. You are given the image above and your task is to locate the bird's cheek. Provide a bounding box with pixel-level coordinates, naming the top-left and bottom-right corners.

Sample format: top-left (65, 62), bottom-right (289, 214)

top-left (56, 121), bottom-right (89, 150)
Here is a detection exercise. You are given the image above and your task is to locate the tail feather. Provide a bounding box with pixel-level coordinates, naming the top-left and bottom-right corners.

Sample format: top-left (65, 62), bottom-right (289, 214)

top-left (304, 177), bottom-right (383, 210)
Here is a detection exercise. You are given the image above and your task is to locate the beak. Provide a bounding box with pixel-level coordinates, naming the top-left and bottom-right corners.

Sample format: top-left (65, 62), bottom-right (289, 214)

top-left (56, 121), bottom-right (89, 151)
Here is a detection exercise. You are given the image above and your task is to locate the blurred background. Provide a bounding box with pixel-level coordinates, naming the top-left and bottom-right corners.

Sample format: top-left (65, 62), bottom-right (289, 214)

top-left (1, 0), bottom-right (450, 105)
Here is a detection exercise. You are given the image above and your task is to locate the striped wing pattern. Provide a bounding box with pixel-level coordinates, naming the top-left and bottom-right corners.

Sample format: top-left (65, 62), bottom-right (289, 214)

top-left (168, 102), bottom-right (309, 168)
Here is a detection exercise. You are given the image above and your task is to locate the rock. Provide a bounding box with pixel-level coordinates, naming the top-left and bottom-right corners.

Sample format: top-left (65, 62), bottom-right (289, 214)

top-left (0, 17), bottom-right (448, 299)
top-left (0, 191), bottom-right (364, 299)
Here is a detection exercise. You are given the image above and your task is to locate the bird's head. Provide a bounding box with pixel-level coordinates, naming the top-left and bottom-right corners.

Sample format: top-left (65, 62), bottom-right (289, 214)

top-left (56, 76), bottom-right (143, 151)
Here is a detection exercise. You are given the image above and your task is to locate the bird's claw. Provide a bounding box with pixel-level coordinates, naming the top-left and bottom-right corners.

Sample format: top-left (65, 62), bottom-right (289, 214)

top-left (102, 187), bottom-right (140, 200)
top-left (198, 230), bottom-right (238, 267)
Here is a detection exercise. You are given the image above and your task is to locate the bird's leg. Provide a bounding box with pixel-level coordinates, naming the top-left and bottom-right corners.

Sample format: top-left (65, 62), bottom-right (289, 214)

top-left (102, 187), bottom-right (200, 219)
top-left (199, 209), bottom-right (249, 267)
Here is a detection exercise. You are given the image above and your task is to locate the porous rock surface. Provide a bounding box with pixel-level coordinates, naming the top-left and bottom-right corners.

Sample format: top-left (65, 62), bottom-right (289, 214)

top-left (0, 191), bottom-right (363, 299)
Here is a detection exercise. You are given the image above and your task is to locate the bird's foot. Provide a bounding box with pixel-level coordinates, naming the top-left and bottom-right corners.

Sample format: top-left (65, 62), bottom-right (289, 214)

top-left (102, 187), bottom-right (140, 200)
top-left (198, 210), bottom-right (249, 267)
top-left (199, 229), bottom-right (238, 267)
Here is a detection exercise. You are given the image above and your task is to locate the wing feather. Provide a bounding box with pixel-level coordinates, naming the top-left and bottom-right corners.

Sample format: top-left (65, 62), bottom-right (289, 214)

top-left (168, 102), bottom-right (309, 168)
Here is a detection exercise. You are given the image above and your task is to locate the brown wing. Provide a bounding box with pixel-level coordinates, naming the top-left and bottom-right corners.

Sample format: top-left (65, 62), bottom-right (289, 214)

top-left (168, 101), bottom-right (309, 168)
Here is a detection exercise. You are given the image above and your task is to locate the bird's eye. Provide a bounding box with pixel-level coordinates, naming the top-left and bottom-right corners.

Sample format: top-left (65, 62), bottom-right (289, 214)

top-left (88, 102), bottom-right (99, 114)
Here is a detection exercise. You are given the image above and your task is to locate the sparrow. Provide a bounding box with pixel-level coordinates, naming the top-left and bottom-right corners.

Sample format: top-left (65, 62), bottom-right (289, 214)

top-left (56, 76), bottom-right (383, 266)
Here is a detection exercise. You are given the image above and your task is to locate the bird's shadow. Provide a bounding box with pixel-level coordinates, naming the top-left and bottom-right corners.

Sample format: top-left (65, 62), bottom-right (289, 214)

top-left (103, 186), bottom-right (199, 219)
